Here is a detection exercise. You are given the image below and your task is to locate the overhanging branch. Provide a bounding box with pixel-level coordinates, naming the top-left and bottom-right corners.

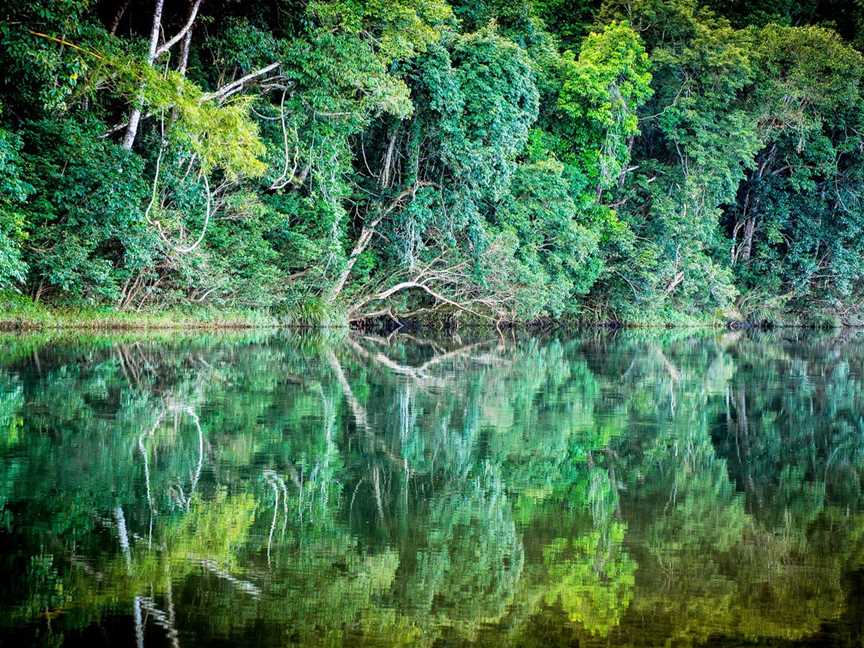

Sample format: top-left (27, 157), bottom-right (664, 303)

top-left (155, 0), bottom-right (203, 58)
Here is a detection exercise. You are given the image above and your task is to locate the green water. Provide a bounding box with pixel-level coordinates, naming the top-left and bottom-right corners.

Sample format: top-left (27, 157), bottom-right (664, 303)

top-left (1, 330), bottom-right (864, 647)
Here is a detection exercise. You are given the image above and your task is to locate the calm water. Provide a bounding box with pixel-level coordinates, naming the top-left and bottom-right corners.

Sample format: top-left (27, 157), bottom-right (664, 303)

top-left (1, 330), bottom-right (864, 647)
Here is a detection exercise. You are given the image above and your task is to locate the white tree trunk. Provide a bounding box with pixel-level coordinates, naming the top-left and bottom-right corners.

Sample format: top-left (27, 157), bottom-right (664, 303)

top-left (122, 0), bottom-right (164, 150)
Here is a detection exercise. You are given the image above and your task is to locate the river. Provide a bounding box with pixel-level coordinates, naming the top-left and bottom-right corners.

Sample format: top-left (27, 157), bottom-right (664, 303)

top-left (1, 329), bottom-right (863, 646)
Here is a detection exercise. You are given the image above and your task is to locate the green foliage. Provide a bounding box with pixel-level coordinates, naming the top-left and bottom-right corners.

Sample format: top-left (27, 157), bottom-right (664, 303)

top-left (731, 25), bottom-right (864, 319)
top-left (308, 0), bottom-right (453, 62)
top-left (16, 118), bottom-right (155, 302)
top-left (0, 124), bottom-right (31, 288)
top-left (494, 158), bottom-right (602, 316)
top-left (0, 0), bottom-right (115, 115)
top-left (0, 0), bottom-right (863, 323)
top-left (559, 21), bottom-right (652, 190)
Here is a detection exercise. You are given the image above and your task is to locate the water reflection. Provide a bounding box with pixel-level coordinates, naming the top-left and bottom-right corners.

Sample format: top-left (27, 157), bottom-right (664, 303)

top-left (1, 330), bottom-right (864, 646)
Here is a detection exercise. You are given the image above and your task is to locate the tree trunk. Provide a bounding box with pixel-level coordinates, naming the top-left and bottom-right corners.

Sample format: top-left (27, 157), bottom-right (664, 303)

top-left (122, 0), bottom-right (202, 150)
top-left (122, 0), bottom-right (164, 150)
top-left (741, 216), bottom-right (756, 263)
top-left (325, 217), bottom-right (382, 303)
top-left (109, 0), bottom-right (130, 35)
top-left (178, 23), bottom-right (193, 76)
top-left (325, 183), bottom-right (429, 303)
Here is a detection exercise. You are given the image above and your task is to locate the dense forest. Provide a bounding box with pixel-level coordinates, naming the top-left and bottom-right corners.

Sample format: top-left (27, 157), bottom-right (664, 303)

top-left (1, 0), bottom-right (863, 325)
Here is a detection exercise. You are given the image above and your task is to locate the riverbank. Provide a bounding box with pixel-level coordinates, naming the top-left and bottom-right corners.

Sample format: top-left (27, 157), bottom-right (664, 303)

top-left (0, 293), bottom-right (282, 331)
top-left (0, 293), bottom-right (726, 331)
top-left (1, 292), bottom-right (855, 331)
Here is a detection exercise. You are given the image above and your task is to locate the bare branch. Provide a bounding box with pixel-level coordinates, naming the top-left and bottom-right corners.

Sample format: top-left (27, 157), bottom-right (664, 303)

top-left (353, 281), bottom-right (491, 321)
top-left (326, 182), bottom-right (436, 302)
top-left (155, 0), bottom-right (203, 58)
top-left (200, 62), bottom-right (282, 102)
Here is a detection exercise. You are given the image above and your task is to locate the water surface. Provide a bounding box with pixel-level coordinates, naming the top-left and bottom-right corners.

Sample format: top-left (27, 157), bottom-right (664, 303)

top-left (2, 329), bottom-right (864, 646)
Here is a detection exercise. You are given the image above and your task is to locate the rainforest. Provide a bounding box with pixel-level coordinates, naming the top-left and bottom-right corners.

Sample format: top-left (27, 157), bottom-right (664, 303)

top-left (1, 0), bottom-right (863, 326)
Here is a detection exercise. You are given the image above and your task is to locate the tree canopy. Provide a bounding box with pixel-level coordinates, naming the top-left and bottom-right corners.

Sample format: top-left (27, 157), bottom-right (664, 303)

top-left (1, 0), bottom-right (863, 324)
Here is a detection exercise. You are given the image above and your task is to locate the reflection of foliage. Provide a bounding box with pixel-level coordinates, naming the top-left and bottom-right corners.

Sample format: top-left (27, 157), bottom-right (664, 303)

top-left (0, 375), bottom-right (23, 450)
top-left (258, 534), bottom-right (401, 647)
top-left (2, 331), bottom-right (864, 646)
top-left (15, 553), bottom-right (70, 622)
top-left (167, 491), bottom-right (256, 569)
top-left (403, 464), bottom-right (524, 636)
top-left (542, 522), bottom-right (636, 637)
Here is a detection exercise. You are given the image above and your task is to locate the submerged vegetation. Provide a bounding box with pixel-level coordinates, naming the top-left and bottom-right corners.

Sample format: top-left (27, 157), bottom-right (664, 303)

top-left (1, 0), bottom-right (863, 325)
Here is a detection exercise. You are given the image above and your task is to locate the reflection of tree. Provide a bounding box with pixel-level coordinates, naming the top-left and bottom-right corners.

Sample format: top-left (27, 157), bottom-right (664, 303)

top-left (0, 373), bottom-right (23, 451)
top-left (4, 331), bottom-right (864, 645)
top-left (542, 522), bottom-right (636, 636)
top-left (719, 333), bottom-right (864, 520)
top-left (603, 331), bottom-right (859, 645)
top-left (401, 464), bottom-right (524, 637)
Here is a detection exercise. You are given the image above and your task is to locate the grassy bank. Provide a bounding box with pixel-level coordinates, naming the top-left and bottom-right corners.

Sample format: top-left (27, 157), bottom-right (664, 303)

top-left (1, 293), bottom-right (722, 331)
top-left (0, 293), bottom-right (284, 330)
top-left (1, 292), bottom-right (852, 331)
